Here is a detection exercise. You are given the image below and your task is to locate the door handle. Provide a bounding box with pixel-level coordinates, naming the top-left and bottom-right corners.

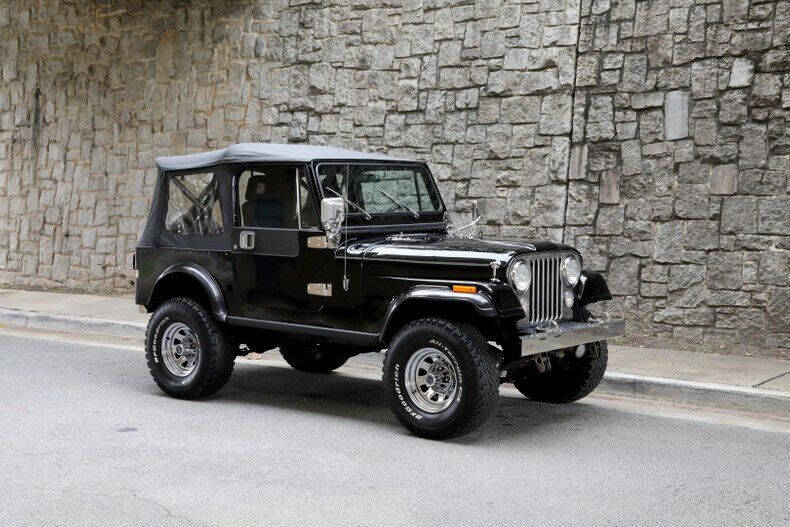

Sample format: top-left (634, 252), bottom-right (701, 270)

top-left (239, 231), bottom-right (255, 249)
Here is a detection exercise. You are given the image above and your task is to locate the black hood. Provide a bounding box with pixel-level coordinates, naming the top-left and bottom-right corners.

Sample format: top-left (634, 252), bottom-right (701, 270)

top-left (345, 233), bottom-right (576, 267)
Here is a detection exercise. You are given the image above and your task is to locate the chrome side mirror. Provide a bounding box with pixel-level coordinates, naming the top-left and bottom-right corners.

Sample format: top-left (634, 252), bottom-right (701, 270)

top-left (321, 197), bottom-right (345, 228)
top-left (320, 197), bottom-right (345, 245)
top-left (456, 200), bottom-right (483, 237)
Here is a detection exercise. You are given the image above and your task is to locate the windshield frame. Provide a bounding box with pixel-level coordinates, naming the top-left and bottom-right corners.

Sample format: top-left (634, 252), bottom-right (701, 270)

top-left (313, 160), bottom-right (447, 226)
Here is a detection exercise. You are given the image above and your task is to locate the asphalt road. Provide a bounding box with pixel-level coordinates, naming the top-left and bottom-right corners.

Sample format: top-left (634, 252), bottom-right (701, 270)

top-left (1, 333), bottom-right (788, 527)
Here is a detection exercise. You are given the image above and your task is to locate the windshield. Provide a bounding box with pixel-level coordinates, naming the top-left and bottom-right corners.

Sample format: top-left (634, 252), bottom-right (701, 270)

top-left (317, 164), bottom-right (442, 216)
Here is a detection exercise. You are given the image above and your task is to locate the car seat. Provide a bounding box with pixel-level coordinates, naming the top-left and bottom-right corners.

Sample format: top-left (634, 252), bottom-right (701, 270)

top-left (242, 174), bottom-right (296, 228)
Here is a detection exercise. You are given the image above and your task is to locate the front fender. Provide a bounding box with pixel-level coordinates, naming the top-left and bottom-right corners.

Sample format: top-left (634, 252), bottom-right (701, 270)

top-left (149, 263), bottom-right (228, 322)
top-left (380, 282), bottom-right (522, 342)
top-left (578, 270), bottom-right (613, 306)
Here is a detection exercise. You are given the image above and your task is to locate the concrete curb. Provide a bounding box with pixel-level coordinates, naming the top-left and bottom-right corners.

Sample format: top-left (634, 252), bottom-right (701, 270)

top-left (600, 372), bottom-right (790, 416)
top-left (0, 307), bottom-right (146, 339)
top-left (0, 307), bottom-right (788, 416)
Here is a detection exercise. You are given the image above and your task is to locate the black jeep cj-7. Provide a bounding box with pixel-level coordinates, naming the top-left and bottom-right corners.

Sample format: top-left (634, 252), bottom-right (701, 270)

top-left (135, 143), bottom-right (624, 439)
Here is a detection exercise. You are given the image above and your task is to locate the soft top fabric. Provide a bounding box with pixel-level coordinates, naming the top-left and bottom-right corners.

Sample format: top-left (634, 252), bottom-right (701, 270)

top-left (155, 142), bottom-right (411, 172)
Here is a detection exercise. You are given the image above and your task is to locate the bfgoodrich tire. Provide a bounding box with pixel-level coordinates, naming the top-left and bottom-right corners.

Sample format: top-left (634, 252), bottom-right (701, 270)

top-left (145, 297), bottom-right (235, 399)
top-left (279, 343), bottom-right (349, 373)
top-left (513, 341), bottom-right (608, 403)
top-left (383, 318), bottom-right (499, 439)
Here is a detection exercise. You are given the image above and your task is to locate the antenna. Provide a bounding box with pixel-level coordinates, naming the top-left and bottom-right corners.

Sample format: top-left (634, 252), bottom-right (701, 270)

top-left (342, 163), bottom-right (350, 291)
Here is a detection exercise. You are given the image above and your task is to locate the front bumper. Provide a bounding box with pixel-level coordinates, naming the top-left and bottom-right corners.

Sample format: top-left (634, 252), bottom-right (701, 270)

top-left (518, 318), bottom-right (625, 356)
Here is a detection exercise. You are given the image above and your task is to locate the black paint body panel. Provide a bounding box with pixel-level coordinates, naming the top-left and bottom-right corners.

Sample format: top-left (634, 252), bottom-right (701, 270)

top-left (578, 270), bottom-right (613, 306)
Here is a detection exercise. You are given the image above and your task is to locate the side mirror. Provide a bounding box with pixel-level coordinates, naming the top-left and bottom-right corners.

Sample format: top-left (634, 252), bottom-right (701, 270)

top-left (456, 199), bottom-right (483, 237)
top-left (320, 197), bottom-right (345, 230)
top-left (321, 194), bottom-right (346, 245)
top-left (321, 197), bottom-right (345, 247)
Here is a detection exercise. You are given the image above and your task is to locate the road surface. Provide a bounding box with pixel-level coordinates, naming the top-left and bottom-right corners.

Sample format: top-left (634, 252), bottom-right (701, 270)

top-left (0, 332), bottom-right (788, 526)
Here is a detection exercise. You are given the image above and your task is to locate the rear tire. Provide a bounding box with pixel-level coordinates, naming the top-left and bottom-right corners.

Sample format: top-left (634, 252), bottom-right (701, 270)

top-left (512, 341), bottom-right (608, 403)
top-left (145, 298), bottom-right (235, 399)
top-left (383, 318), bottom-right (499, 439)
top-left (279, 343), bottom-right (349, 373)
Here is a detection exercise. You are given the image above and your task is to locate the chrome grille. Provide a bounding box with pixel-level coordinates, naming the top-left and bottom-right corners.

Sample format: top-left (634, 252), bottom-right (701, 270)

top-left (525, 253), bottom-right (563, 324)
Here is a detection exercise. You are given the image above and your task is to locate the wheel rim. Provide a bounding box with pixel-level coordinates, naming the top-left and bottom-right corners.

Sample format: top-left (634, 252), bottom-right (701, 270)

top-left (161, 322), bottom-right (200, 377)
top-left (404, 347), bottom-right (458, 413)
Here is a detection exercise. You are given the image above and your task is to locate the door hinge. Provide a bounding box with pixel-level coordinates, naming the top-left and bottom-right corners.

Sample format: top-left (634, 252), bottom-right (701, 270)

top-left (307, 283), bottom-right (333, 297)
top-left (307, 235), bottom-right (332, 249)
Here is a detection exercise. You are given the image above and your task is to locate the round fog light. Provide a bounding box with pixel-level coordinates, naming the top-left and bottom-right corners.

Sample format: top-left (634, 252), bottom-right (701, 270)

top-left (563, 290), bottom-right (575, 308)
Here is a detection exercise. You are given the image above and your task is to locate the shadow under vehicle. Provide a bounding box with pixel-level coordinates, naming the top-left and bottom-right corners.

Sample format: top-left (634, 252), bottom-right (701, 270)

top-left (135, 143), bottom-right (624, 439)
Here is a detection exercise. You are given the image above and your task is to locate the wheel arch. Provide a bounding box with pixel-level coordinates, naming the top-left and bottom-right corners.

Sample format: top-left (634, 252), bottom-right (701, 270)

top-left (380, 286), bottom-right (501, 345)
top-left (145, 264), bottom-right (228, 322)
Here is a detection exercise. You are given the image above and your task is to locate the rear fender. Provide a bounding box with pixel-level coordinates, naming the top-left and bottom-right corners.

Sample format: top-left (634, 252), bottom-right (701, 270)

top-left (148, 263), bottom-right (228, 322)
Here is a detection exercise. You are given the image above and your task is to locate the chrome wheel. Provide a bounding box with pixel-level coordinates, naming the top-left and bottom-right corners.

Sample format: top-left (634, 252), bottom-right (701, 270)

top-left (404, 347), bottom-right (458, 413)
top-left (161, 322), bottom-right (200, 377)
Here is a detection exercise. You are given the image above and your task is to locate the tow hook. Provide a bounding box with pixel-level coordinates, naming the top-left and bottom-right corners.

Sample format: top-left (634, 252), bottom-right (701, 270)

top-left (534, 353), bottom-right (551, 373)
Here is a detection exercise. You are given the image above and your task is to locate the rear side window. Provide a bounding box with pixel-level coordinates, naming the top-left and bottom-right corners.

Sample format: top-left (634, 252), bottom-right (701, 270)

top-left (166, 172), bottom-right (223, 235)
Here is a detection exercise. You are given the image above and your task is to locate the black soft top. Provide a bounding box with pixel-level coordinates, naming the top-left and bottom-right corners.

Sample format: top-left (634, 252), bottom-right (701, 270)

top-left (155, 143), bottom-right (412, 172)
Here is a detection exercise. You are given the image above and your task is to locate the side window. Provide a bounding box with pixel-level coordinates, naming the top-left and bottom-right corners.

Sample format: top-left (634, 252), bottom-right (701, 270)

top-left (298, 171), bottom-right (319, 228)
top-left (238, 166), bottom-right (317, 229)
top-left (166, 172), bottom-right (223, 235)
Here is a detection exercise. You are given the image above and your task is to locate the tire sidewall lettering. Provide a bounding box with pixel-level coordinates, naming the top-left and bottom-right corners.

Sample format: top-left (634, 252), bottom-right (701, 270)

top-left (393, 364), bottom-right (422, 420)
top-left (151, 315), bottom-right (170, 365)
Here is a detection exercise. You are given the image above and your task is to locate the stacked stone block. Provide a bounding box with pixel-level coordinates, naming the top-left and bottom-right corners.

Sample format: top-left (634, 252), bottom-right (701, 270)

top-left (0, 0), bottom-right (787, 348)
top-left (567, 0), bottom-right (789, 348)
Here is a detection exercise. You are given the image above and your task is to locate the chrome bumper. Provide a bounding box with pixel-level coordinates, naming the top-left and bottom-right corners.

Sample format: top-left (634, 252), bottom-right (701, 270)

top-left (519, 318), bottom-right (625, 356)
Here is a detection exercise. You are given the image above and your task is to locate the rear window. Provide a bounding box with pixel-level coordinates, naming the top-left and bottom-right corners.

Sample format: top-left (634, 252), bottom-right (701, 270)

top-left (165, 172), bottom-right (223, 235)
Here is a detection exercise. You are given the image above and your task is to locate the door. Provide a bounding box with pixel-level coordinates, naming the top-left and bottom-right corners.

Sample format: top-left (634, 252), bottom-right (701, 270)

top-left (229, 164), bottom-right (329, 324)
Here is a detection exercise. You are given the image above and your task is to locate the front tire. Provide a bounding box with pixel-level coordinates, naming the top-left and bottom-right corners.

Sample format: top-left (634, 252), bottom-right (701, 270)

top-left (145, 298), bottom-right (235, 399)
top-left (383, 318), bottom-right (499, 439)
top-left (512, 341), bottom-right (608, 403)
top-left (279, 343), bottom-right (349, 373)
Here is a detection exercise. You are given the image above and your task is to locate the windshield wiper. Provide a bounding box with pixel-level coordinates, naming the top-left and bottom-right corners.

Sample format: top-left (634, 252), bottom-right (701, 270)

top-left (325, 188), bottom-right (372, 220)
top-left (377, 189), bottom-right (420, 219)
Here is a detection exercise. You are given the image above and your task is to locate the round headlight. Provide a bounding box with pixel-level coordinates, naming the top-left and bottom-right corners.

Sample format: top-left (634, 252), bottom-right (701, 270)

top-left (561, 255), bottom-right (582, 286)
top-left (509, 259), bottom-right (531, 293)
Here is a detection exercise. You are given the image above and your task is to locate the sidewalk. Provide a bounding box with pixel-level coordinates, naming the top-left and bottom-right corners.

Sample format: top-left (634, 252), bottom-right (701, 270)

top-left (1, 287), bottom-right (788, 413)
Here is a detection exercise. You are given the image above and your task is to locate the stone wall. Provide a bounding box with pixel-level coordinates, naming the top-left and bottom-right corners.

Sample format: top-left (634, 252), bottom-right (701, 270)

top-left (567, 0), bottom-right (789, 349)
top-left (0, 0), bottom-right (787, 349)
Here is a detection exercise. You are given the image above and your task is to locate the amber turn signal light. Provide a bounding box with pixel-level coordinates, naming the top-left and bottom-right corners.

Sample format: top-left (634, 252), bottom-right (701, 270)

top-left (452, 285), bottom-right (477, 294)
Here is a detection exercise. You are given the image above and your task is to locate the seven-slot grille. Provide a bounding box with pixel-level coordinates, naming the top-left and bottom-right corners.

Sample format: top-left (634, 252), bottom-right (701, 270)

top-left (523, 253), bottom-right (564, 325)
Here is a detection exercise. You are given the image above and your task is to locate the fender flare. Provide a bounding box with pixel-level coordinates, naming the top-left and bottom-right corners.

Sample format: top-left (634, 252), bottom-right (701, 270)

top-left (380, 285), bottom-right (498, 343)
top-left (578, 270), bottom-right (613, 307)
top-left (150, 263), bottom-right (228, 322)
